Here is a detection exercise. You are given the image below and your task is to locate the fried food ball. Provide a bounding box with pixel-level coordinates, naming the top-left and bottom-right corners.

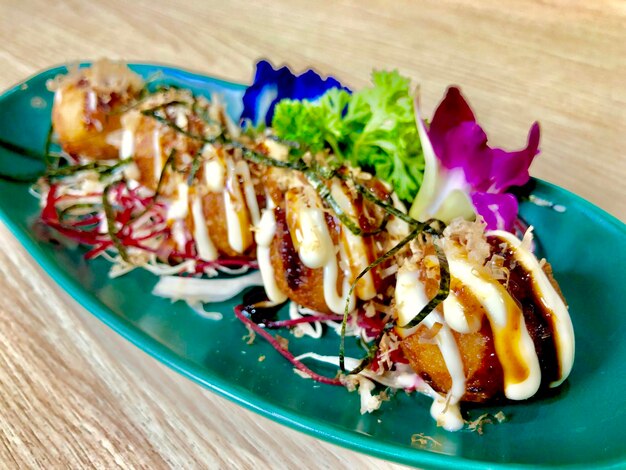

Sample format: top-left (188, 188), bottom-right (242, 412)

top-left (50, 60), bottom-right (143, 159)
top-left (262, 162), bottom-right (398, 314)
top-left (121, 91), bottom-right (206, 191)
top-left (181, 149), bottom-right (266, 259)
top-left (269, 203), bottom-right (336, 314)
top-left (401, 317), bottom-right (504, 402)
top-left (398, 226), bottom-right (567, 403)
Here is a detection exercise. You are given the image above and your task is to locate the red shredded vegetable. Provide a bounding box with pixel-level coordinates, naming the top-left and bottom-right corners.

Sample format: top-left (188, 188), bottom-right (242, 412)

top-left (264, 314), bottom-right (343, 329)
top-left (234, 305), bottom-right (342, 386)
top-left (40, 181), bottom-right (257, 272)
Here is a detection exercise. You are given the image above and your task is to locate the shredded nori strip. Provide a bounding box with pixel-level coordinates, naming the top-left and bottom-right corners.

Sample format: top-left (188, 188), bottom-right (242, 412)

top-left (141, 109), bottom-right (218, 145)
top-left (97, 158), bottom-right (132, 181)
top-left (129, 113), bottom-right (389, 238)
top-left (399, 237), bottom-right (450, 328)
top-left (44, 158), bottom-right (131, 181)
top-left (191, 99), bottom-right (220, 128)
top-left (58, 203), bottom-right (99, 222)
top-left (186, 148), bottom-right (203, 186)
top-left (234, 148), bottom-right (387, 237)
top-left (341, 173), bottom-right (417, 226)
top-left (339, 224), bottom-right (422, 371)
top-left (139, 106), bottom-right (452, 342)
top-left (140, 105), bottom-right (390, 237)
top-left (304, 168), bottom-right (380, 237)
top-left (127, 149), bottom-right (177, 224)
top-left (239, 145), bottom-right (305, 171)
top-left (102, 183), bottom-right (130, 263)
top-left (339, 218), bottom-right (450, 372)
top-left (110, 85), bottom-right (184, 115)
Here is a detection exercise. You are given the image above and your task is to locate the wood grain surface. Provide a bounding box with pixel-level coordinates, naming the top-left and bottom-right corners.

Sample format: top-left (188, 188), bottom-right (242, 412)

top-left (0, 0), bottom-right (624, 468)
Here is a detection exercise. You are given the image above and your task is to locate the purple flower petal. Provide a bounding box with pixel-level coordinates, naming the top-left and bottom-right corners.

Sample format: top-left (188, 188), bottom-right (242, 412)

top-left (438, 121), bottom-right (492, 191)
top-left (429, 88), bottom-right (540, 192)
top-left (423, 86), bottom-right (541, 231)
top-left (471, 192), bottom-right (519, 231)
top-left (490, 122), bottom-right (540, 191)
top-left (429, 87), bottom-right (476, 158)
top-left (240, 60), bottom-right (349, 126)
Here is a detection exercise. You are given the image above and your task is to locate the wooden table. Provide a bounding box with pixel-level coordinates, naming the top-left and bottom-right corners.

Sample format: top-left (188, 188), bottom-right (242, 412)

top-left (0, 1), bottom-right (624, 468)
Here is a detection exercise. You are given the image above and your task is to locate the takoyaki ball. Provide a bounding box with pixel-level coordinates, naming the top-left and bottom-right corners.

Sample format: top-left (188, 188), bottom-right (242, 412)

top-left (188, 147), bottom-right (266, 258)
top-left (397, 221), bottom-right (572, 403)
top-left (401, 309), bottom-right (504, 403)
top-left (269, 199), bottom-right (339, 315)
top-left (264, 165), bottom-right (397, 314)
top-left (121, 90), bottom-right (209, 191)
top-left (50, 60), bottom-right (143, 159)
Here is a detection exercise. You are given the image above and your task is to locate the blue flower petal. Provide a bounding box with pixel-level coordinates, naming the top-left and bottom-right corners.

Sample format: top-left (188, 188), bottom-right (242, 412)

top-left (290, 69), bottom-right (348, 101)
top-left (241, 60), bottom-right (349, 126)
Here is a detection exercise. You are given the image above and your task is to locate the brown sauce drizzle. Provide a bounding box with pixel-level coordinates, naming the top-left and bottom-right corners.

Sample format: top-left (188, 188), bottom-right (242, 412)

top-left (487, 236), bottom-right (560, 387)
top-left (450, 280), bottom-right (485, 333)
top-left (494, 301), bottom-right (531, 385)
top-left (339, 188), bottom-right (381, 295)
top-left (463, 318), bottom-right (504, 402)
top-left (274, 206), bottom-right (305, 291)
top-left (342, 176), bottom-right (393, 295)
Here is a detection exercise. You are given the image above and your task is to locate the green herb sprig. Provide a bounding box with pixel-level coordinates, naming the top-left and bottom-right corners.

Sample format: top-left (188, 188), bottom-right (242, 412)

top-left (271, 71), bottom-right (425, 202)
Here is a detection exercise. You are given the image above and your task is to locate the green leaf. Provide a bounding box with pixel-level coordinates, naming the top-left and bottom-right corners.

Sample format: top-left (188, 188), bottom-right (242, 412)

top-left (270, 70), bottom-right (425, 201)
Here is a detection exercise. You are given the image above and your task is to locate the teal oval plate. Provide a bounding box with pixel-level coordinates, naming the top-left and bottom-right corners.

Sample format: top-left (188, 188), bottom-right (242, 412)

top-left (0, 64), bottom-right (625, 469)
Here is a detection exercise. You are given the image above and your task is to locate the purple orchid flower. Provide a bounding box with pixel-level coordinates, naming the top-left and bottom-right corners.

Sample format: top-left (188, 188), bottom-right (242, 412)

top-left (240, 60), bottom-right (350, 126)
top-left (410, 87), bottom-right (540, 231)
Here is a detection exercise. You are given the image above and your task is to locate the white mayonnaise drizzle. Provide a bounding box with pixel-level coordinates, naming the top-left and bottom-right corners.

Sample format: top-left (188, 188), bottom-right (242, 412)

top-left (263, 138), bottom-right (289, 161)
top-left (171, 219), bottom-right (187, 252)
top-left (443, 292), bottom-right (482, 334)
top-left (54, 89), bottom-right (63, 106)
top-left (394, 265), bottom-right (465, 431)
top-left (294, 206), bottom-right (356, 314)
top-left (174, 107), bottom-right (188, 128)
top-left (87, 90), bottom-right (97, 111)
top-left (446, 251), bottom-right (541, 400)
top-left (394, 267), bottom-right (424, 338)
top-left (296, 207), bottom-right (333, 268)
top-left (489, 229), bottom-right (575, 387)
top-left (223, 157), bottom-right (251, 254)
top-left (386, 193), bottom-right (411, 242)
top-left (428, 393), bottom-right (464, 432)
top-left (167, 181), bottom-right (189, 220)
top-left (330, 180), bottom-right (376, 300)
top-left (235, 160), bottom-right (260, 226)
top-left (152, 129), bottom-right (163, 185)
top-left (120, 129), bottom-right (135, 159)
top-left (201, 154), bottom-right (259, 259)
top-left (421, 310), bottom-right (466, 431)
top-left (191, 194), bottom-right (218, 261)
top-left (255, 206), bottom-right (288, 303)
top-left (204, 159), bottom-right (225, 192)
